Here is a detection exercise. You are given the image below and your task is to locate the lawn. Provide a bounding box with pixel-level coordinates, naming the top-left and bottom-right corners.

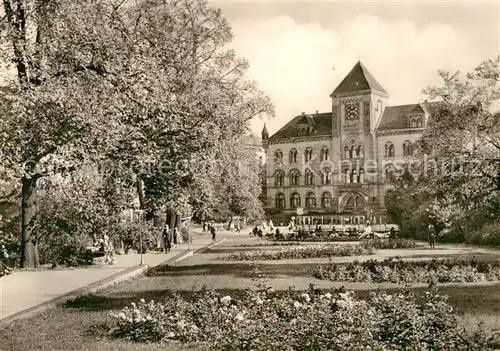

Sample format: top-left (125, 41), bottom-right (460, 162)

top-left (1, 235), bottom-right (499, 350)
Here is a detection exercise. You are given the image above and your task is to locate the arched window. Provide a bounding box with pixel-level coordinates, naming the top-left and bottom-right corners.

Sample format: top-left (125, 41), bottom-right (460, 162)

top-left (357, 146), bottom-right (364, 158)
top-left (344, 169), bottom-right (350, 183)
top-left (275, 171), bottom-right (285, 187)
top-left (306, 193), bottom-right (316, 208)
top-left (350, 146), bottom-right (356, 159)
top-left (275, 193), bottom-right (285, 209)
top-left (322, 168), bottom-right (331, 185)
top-left (305, 147), bottom-right (313, 162)
top-left (289, 149), bottom-right (298, 163)
top-left (342, 194), bottom-right (365, 213)
top-left (352, 169), bottom-right (358, 183)
top-left (274, 149), bottom-right (283, 163)
top-left (358, 169), bottom-right (364, 183)
top-left (385, 142), bottom-right (395, 157)
top-left (411, 117), bottom-right (423, 128)
top-left (403, 141), bottom-right (412, 156)
top-left (305, 170), bottom-right (314, 185)
top-left (321, 192), bottom-right (332, 208)
top-left (344, 146), bottom-right (350, 159)
top-left (321, 147), bottom-right (330, 161)
top-left (291, 193), bottom-right (301, 208)
top-left (289, 169), bottom-right (300, 186)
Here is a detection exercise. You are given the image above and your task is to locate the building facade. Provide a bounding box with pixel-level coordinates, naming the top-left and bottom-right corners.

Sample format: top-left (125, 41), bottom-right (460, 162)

top-left (261, 61), bottom-right (435, 225)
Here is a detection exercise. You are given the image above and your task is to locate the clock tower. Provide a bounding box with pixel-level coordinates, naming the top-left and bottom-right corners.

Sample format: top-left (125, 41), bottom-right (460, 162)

top-left (329, 61), bottom-right (389, 213)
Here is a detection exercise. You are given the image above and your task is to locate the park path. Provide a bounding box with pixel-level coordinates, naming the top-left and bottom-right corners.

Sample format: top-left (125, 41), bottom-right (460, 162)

top-left (0, 231), bottom-right (216, 321)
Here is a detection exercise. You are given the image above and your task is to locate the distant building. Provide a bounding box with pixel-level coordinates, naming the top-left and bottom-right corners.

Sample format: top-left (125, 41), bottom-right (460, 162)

top-left (261, 61), bottom-right (438, 225)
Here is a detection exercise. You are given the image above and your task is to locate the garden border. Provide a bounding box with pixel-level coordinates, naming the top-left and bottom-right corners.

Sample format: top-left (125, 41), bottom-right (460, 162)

top-left (0, 238), bottom-right (226, 327)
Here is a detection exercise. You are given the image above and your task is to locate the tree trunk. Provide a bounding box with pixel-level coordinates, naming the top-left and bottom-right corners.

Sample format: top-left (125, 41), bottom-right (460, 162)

top-left (167, 210), bottom-right (177, 244)
top-left (21, 176), bottom-right (39, 269)
top-left (136, 176), bottom-right (145, 209)
top-left (175, 212), bottom-right (181, 230)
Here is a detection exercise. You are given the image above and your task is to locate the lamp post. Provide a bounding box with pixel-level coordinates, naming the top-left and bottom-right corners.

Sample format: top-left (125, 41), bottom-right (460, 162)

top-left (134, 209), bottom-right (145, 265)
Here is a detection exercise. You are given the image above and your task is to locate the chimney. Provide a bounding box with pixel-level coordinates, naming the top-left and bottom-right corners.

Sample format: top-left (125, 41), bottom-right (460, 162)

top-left (316, 110), bottom-right (319, 115)
top-left (302, 112), bottom-right (305, 116)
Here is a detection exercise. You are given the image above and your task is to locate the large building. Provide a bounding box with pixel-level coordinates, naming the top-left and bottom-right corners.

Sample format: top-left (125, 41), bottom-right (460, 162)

top-left (261, 61), bottom-right (436, 225)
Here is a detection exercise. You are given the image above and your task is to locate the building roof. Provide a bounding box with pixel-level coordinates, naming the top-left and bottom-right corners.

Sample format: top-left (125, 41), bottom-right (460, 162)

top-left (269, 112), bottom-right (332, 140)
top-left (331, 61), bottom-right (387, 96)
top-left (376, 101), bottom-right (445, 131)
top-left (377, 104), bottom-right (424, 131)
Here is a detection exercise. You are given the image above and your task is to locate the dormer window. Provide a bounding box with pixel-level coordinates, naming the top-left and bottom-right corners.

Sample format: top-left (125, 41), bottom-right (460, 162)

top-left (410, 116), bottom-right (423, 128)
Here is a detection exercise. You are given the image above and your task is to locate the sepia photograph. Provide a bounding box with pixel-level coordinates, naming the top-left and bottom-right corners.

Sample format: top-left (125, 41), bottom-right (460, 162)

top-left (0, 0), bottom-right (499, 349)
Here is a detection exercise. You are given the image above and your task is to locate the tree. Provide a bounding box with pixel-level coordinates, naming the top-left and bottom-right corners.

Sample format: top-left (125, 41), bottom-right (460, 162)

top-left (205, 135), bottom-right (265, 223)
top-left (108, 0), bottom-right (274, 222)
top-left (388, 56), bottom-right (500, 240)
top-left (0, 0), bottom-right (273, 267)
top-left (0, 0), bottom-right (134, 268)
top-left (420, 56), bottom-right (499, 232)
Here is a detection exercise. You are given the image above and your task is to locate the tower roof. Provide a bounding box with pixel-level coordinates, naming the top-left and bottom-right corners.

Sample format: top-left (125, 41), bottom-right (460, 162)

top-left (261, 123), bottom-right (269, 136)
top-left (331, 61), bottom-right (387, 96)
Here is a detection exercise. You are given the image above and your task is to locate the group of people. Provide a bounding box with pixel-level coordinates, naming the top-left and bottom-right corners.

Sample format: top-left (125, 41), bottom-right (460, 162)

top-left (161, 225), bottom-right (182, 253)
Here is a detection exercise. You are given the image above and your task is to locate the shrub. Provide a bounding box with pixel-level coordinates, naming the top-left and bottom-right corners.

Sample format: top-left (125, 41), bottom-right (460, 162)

top-left (109, 285), bottom-right (495, 350)
top-left (361, 239), bottom-right (417, 250)
top-left (467, 222), bottom-right (500, 246)
top-left (222, 244), bottom-right (373, 261)
top-left (115, 220), bottom-right (158, 254)
top-left (314, 257), bottom-right (500, 284)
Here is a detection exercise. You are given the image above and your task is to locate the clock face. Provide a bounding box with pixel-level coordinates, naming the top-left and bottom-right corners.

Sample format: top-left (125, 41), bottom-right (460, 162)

top-left (345, 103), bottom-right (360, 120)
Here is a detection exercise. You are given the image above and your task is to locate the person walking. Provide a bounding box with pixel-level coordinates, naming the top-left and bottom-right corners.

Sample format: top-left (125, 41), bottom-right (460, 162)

top-left (428, 223), bottom-right (436, 249)
top-left (236, 221), bottom-right (241, 233)
top-left (163, 224), bottom-right (171, 253)
top-left (174, 227), bottom-right (182, 245)
top-left (210, 224), bottom-right (217, 244)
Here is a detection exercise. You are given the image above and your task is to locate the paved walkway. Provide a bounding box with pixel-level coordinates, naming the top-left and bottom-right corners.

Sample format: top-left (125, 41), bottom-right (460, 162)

top-left (0, 232), bottom-right (216, 321)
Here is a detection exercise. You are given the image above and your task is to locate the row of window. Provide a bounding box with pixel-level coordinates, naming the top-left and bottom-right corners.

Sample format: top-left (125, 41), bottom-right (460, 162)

top-left (274, 140), bottom-right (415, 164)
top-left (276, 191), bottom-right (394, 210)
top-left (344, 146), bottom-right (363, 159)
top-left (409, 117), bottom-right (423, 128)
top-left (276, 192), bottom-right (332, 209)
top-left (385, 140), bottom-right (414, 157)
top-left (275, 147), bottom-right (330, 164)
top-left (275, 169), bottom-right (366, 186)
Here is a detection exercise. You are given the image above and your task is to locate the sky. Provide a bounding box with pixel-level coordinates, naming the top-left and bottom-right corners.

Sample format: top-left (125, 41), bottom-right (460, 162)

top-left (210, 1), bottom-right (500, 136)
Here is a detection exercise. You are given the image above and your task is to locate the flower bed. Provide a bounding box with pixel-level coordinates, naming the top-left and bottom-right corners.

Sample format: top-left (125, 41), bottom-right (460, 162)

top-left (272, 233), bottom-right (361, 242)
top-left (222, 243), bottom-right (373, 261)
top-left (362, 238), bottom-right (417, 250)
top-left (223, 240), bottom-right (416, 261)
top-left (235, 242), bottom-right (301, 247)
top-left (110, 286), bottom-right (497, 349)
top-left (314, 257), bottom-right (500, 284)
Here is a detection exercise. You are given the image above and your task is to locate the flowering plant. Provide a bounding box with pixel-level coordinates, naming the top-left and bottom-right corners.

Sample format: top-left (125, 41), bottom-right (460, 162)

top-left (314, 257), bottom-right (500, 284)
top-left (109, 284), bottom-right (496, 349)
top-left (222, 243), bottom-right (373, 261)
